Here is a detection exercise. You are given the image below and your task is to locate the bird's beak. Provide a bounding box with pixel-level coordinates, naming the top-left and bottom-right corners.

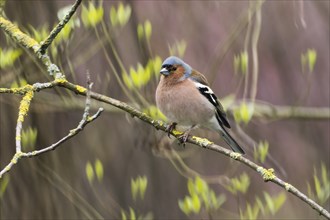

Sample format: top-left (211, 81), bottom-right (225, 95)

top-left (160, 67), bottom-right (170, 76)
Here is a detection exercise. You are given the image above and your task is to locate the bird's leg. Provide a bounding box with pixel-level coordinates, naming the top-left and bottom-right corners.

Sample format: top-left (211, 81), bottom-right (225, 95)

top-left (166, 122), bottom-right (177, 138)
top-left (178, 125), bottom-right (196, 147)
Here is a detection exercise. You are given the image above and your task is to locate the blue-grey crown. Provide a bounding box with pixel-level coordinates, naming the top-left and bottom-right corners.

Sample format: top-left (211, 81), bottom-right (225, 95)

top-left (162, 56), bottom-right (192, 76)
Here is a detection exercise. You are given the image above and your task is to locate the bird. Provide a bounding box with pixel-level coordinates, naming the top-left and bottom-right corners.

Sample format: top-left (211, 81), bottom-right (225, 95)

top-left (155, 56), bottom-right (245, 154)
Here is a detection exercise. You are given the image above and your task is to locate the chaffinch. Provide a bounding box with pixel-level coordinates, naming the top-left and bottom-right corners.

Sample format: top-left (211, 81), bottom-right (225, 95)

top-left (155, 56), bottom-right (245, 154)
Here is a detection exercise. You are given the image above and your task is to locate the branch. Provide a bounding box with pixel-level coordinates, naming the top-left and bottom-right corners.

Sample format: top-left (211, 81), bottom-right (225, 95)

top-left (38, 0), bottom-right (82, 54)
top-left (15, 89), bottom-right (34, 152)
top-left (60, 82), bottom-right (330, 219)
top-left (0, 16), bottom-right (39, 52)
top-left (250, 0), bottom-right (263, 102)
top-left (252, 102), bottom-right (330, 120)
top-left (229, 101), bottom-right (330, 120)
top-left (0, 79), bottom-right (104, 178)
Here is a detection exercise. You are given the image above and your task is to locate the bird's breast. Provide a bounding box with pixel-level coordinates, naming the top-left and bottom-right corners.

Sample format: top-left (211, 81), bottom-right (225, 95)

top-left (156, 79), bottom-right (214, 126)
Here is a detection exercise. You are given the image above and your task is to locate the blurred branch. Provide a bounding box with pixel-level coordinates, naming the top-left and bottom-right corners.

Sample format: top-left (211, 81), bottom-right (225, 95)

top-left (250, 0), bottom-right (263, 102)
top-left (0, 14), bottom-right (64, 79)
top-left (0, 16), bottom-right (39, 52)
top-left (229, 101), bottom-right (330, 120)
top-left (242, 2), bottom-right (253, 100)
top-left (163, 148), bottom-right (231, 185)
top-left (38, 0), bottom-right (82, 54)
top-left (1, 10), bottom-right (329, 220)
top-left (207, 1), bottom-right (263, 82)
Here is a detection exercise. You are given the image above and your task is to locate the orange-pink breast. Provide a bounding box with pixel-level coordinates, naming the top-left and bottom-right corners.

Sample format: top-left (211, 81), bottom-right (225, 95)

top-left (156, 78), bottom-right (215, 126)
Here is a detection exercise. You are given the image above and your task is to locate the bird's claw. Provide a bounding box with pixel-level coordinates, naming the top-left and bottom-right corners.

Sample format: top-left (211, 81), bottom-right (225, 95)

top-left (166, 122), bottom-right (177, 138)
top-left (178, 133), bottom-right (190, 147)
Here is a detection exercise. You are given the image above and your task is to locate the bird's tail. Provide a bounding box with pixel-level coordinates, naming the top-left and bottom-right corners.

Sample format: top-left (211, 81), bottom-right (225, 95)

top-left (220, 126), bottom-right (245, 154)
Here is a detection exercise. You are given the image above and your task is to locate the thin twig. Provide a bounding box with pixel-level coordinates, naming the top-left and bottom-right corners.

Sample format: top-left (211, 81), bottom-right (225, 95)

top-left (15, 90), bottom-right (34, 152)
top-left (250, 0), bottom-right (263, 102)
top-left (23, 108), bottom-right (103, 158)
top-left (0, 78), bottom-right (104, 178)
top-left (38, 0), bottom-right (82, 54)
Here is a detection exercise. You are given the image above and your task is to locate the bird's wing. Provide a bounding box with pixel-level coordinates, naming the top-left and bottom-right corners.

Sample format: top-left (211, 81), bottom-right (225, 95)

top-left (189, 70), bottom-right (231, 128)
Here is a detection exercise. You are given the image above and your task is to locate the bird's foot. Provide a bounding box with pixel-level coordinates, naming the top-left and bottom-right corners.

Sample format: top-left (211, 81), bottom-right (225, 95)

top-left (166, 122), bottom-right (177, 138)
top-left (178, 132), bottom-right (190, 147)
top-left (177, 125), bottom-right (196, 147)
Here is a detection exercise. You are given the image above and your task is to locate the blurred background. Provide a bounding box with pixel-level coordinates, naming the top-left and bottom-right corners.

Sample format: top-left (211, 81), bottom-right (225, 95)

top-left (0, 1), bottom-right (329, 219)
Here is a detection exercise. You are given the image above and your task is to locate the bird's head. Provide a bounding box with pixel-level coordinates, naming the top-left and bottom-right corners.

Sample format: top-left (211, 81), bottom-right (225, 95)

top-left (160, 56), bottom-right (192, 78)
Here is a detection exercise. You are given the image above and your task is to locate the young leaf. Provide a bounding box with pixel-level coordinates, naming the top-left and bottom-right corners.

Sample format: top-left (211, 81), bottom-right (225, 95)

top-left (187, 178), bottom-right (196, 196)
top-left (314, 174), bottom-right (322, 201)
top-left (110, 6), bottom-right (118, 27)
top-left (21, 127), bottom-right (38, 151)
top-left (144, 20), bottom-right (152, 40)
top-left (123, 71), bottom-right (134, 90)
top-left (138, 176), bottom-right (148, 200)
top-left (137, 24), bottom-right (144, 40)
top-left (85, 161), bottom-right (94, 183)
top-left (234, 102), bottom-right (254, 124)
top-left (177, 40), bottom-right (187, 58)
top-left (94, 159), bottom-right (104, 182)
top-left (178, 197), bottom-right (191, 216)
top-left (254, 141), bottom-right (269, 163)
top-left (233, 54), bottom-right (240, 75)
top-left (263, 192), bottom-right (275, 215)
top-left (307, 49), bottom-right (317, 72)
top-left (215, 194), bottom-right (226, 210)
top-left (0, 175), bottom-right (9, 198)
top-left (194, 176), bottom-right (208, 195)
top-left (121, 210), bottom-right (127, 220)
top-left (131, 178), bottom-right (139, 201)
top-left (273, 192), bottom-right (286, 213)
top-left (81, 2), bottom-right (103, 28)
top-left (129, 207), bottom-right (136, 220)
top-left (191, 194), bottom-right (201, 214)
top-left (240, 51), bottom-right (249, 75)
top-left (117, 3), bottom-right (126, 26)
top-left (0, 48), bottom-right (22, 69)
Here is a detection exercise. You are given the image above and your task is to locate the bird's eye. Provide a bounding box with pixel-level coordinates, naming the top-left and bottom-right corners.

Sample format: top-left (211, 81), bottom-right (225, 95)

top-left (168, 65), bottom-right (176, 71)
top-left (162, 64), bottom-right (177, 72)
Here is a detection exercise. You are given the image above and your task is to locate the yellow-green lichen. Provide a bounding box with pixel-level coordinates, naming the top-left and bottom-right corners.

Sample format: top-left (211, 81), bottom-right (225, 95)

top-left (172, 130), bottom-right (183, 136)
top-left (12, 88), bottom-right (21, 94)
top-left (55, 78), bottom-right (67, 84)
top-left (284, 183), bottom-right (292, 191)
top-left (257, 167), bottom-right (276, 181)
top-left (0, 17), bottom-right (39, 50)
top-left (156, 121), bottom-right (164, 128)
top-left (75, 85), bottom-right (87, 93)
top-left (22, 84), bottom-right (33, 91)
top-left (15, 135), bottom-right (21, 141)
top-left (192, 136), bottom-right (213, 146)
top-left (69, 128), bottom-right (77, 135)
top-left (1, 84), bottom-right (33, 95)
top-left (0, 88), bottom-right (11, 93)
top-left (230, 152), bottom-right (242, 159)
top-left (17, 90), bottom-right (34, 122)
top-left (11, 152), bottom-right (24, 164)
